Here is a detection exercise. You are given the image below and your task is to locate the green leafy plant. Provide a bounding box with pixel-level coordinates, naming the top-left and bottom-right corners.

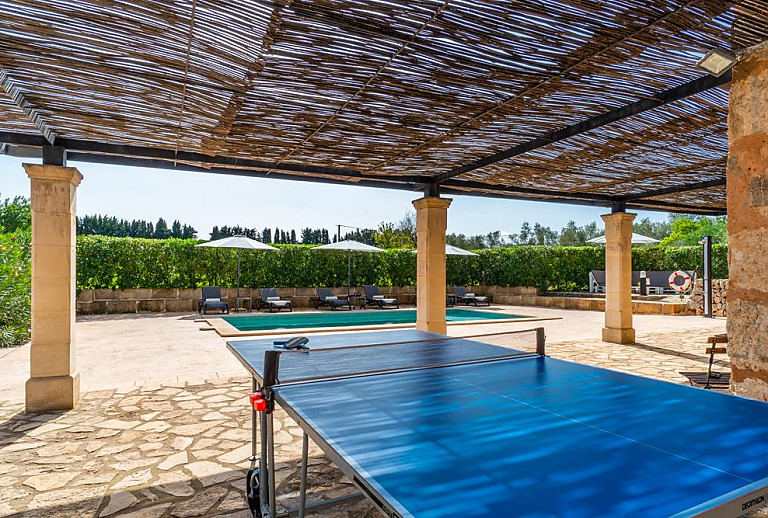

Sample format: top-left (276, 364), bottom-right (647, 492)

top-left (0, 229), bottom-right (31, 347)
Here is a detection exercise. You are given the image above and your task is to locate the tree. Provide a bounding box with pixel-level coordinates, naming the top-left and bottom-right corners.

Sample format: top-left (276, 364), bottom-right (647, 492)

top-left (182, 224), bottom-right (196, 239)
top-left (0, 195), bottom-right (30, 233)
top-left (171, 220), bottom-right (182, 238)
top-left (660, 216), bottom-right (727, 247)
top-left (290, 229), bottom-right (297, 244)
top-left (633, 217), bottom-right (672, 241)
top-left (262, 228), bottom-right (272, 243)
top-left (558, 220), bottom-right (600, 246)
top-left (374, 222), bottom-right (414, 249)
top-left (154, 218), bottom-right (170, 239)
top-left (396, 212), bottom-right (417, 246)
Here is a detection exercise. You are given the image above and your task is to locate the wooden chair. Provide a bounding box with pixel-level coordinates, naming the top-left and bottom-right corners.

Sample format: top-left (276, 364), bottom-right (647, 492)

top-left (680, 334), bottom-right (730, 389)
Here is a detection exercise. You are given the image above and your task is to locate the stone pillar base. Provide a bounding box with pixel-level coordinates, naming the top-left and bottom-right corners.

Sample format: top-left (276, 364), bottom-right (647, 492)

top-left (602, 327), bottom-right (635, 344)
top-left (26, 372), bottom-right (80, 412)
top-left (416, 320), bottom-right (447, 335)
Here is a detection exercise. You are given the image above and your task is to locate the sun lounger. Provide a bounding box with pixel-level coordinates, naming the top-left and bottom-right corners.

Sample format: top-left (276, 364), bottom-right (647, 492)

top-left (313, 288), bottom-right (352, 311)
top-left (452, 286), bottom-right (490, 307)
top-left (257, 288), bottom-right (292, 313)
top-left (199, 286), bottom-right (229, 315)
top-left (363, 285), bottom-right (399, 309)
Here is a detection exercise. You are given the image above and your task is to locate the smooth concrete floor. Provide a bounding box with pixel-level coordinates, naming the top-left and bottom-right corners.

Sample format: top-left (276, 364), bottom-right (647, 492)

top-left (0, 305), bottom-right (726, 403)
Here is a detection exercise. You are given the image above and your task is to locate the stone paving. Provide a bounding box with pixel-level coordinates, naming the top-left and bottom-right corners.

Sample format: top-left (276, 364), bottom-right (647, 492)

top-left (2, 319), bottom-right (767, 517)
top-left (0, 378), bottom-right (375, 518)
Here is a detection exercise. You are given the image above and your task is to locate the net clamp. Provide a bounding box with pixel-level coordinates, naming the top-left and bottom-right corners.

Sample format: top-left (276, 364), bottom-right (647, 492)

top-left (249, 392), bottom-right (268, 412)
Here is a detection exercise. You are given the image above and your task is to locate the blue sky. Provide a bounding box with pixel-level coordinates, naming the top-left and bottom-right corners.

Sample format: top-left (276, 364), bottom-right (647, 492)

top-left (0, 155), bottom-right (668, 239)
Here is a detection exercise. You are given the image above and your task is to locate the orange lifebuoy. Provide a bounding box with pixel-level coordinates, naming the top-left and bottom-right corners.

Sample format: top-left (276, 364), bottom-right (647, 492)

top-left (668, 271), bottom-right (691, 292)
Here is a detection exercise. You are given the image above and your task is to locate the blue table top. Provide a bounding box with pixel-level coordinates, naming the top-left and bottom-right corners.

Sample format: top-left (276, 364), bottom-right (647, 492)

top-left (227, 329), bottom-right (443, 383)
top-left (228, 330), bottom-right (768, 517)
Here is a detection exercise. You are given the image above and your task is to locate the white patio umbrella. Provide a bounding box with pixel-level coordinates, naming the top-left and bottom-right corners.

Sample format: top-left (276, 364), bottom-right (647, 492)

top-left (312, 240), bottom-right (385, 298)
top-left (410, 244), bottom-right (479, 256)
top-left (587, 233), bottom-right (660, 245)
top-left (446, 244), bottom-right (479, 256)
top-left (197, 235), bottom-right (278, 299)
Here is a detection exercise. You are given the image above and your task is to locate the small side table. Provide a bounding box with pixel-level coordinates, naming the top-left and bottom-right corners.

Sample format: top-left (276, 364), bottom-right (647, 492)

top-left (234, 297), bottom-right (252, 313)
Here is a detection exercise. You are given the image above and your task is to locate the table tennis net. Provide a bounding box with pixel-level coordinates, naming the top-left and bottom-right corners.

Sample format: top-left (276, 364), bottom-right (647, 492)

top-left (263, 328), bottom-right (545, 386)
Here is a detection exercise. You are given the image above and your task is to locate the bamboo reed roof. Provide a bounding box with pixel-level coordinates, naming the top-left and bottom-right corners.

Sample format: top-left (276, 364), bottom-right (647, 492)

top-left (2, 0), bottom-right (768, 214)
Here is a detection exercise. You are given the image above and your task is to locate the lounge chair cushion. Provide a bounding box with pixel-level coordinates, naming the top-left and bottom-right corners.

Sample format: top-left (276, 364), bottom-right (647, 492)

top-left (205, 298), bottom-right (221, 303)
top-left (325, 295), bottom-right (338, 301)
top-left (269, 300), bottom-right (290, 307)
top-left (266, 296), bottom-right (280, 301)
top-left (372, 295), bottom-right (384, 299)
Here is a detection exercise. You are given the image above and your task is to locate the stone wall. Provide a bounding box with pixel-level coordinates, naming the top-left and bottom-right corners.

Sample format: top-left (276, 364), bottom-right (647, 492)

top-left (76, 286), bottom-right (419, 314)
top-left (687, 279), bottom-right (728, 317)
top-left (726, 40), bottom-right (768, 401)
top-left (76, 285), bottom-right (688, 316)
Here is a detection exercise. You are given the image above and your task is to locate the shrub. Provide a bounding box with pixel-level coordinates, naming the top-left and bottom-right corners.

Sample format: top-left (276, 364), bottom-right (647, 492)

top-left (74, 236), bottom-right (727, 292)
top-left (0, 230), bottom-right (31, 347)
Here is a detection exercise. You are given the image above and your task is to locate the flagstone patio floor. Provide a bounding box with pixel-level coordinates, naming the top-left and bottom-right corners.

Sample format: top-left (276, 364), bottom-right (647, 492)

top-left (2, 309), bottom-right (766, 517)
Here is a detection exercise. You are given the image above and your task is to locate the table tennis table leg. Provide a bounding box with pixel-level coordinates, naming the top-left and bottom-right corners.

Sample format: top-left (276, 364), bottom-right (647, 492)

top-left (260, 396), bottom-right (269, 517)
top-left (266, 410), bottom-right (277, 518)
top-left (251, 378), bottom-right (258, 458)
top-left (299, 432), bottom-right (308, 518)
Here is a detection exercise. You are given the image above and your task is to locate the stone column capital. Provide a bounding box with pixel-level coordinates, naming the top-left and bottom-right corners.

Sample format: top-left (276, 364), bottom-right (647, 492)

top-left (24, 164), bottom-right (83, 186)
top-left (601, 211), bottom-right (636, 223)
top-left (412, 196), bottom-right (452, 211)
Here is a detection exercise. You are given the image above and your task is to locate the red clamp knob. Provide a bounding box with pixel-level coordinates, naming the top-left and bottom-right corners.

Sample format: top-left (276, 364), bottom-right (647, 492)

top-left (249, 392), bottom-right (268, 412)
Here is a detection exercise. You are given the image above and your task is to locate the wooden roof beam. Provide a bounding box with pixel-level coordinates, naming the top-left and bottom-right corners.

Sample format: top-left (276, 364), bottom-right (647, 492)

top-left (432, 71), bottom-right (732, 183)
top-left (0, 70), bottom-right (56, 144)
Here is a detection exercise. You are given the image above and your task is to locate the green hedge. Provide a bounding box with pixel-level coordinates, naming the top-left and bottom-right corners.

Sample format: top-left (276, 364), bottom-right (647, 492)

top-left (0, 230), bottom-right (31, 347)
top-left (75, 236), bottom-right (728, 292)
top-left (0, 235), bottom-right (729, 347)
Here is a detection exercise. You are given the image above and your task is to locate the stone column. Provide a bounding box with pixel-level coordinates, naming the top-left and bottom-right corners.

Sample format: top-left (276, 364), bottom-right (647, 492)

top-left (24, 164), bottom-right (82, 412)
top-left (726, 41), bottom-right (768, 401)
top-left (413, 196), bottom-right (452, 334)
top-left (601, 211), bottom-right (636, 344)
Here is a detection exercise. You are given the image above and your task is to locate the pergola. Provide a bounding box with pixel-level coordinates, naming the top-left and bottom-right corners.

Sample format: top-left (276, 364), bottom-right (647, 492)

top-left (2, 0), bottom-right (768, 410)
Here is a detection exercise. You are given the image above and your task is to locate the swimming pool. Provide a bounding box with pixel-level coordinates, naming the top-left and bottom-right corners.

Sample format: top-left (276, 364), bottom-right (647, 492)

top-left (222, 308), bottom-right (530, 332)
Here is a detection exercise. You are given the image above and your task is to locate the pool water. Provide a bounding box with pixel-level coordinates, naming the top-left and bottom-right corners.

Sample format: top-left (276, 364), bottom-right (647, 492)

top-left (223, 308), bottom-right (527, 332)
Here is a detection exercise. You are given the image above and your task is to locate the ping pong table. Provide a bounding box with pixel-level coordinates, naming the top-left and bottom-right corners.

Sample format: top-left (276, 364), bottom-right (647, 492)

top-left (226, 328), bottom-right (768, 518)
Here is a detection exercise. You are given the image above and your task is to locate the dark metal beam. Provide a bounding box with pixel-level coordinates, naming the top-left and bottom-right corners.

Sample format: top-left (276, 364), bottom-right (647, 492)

top-left (0, 131), bottom-right (49, 147)
top-left (423, 182), bottom-right (441, 197)
top-left (42, 145), bottom-right (66, 166)
top-left (1, 131), bottom-right (725, 214)
top-left (440, 178), bottom-right (616, 202)
top-left (439, 186), bottom-right (725, 215)
top-left (624, 177), bottom-right (726, 200)
top-left (66, 152), bottom-right (725, 214)
top-left (0, 131), bottom-right (427, 182)
top-left (433, 71), bottom-right (732, 183)
top-left (65, 152), bottom-right (422, 193)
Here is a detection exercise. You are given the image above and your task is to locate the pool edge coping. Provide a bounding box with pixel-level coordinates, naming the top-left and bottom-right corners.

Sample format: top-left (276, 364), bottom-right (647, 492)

top-left (201, 312), bottom-right (561, 338)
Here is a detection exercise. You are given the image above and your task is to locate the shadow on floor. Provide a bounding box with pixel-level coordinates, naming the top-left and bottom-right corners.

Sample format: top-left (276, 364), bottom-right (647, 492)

top-left (625, 341), bottom-right (730, 368)
top-left (0, 410), bottom-right (69, 447)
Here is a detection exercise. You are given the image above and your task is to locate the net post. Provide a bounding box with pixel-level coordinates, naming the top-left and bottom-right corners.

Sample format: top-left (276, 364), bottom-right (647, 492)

top-left (536, 327), bottom-right (546, 355)
top-left (263, 350), bottom-right (280, 388)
